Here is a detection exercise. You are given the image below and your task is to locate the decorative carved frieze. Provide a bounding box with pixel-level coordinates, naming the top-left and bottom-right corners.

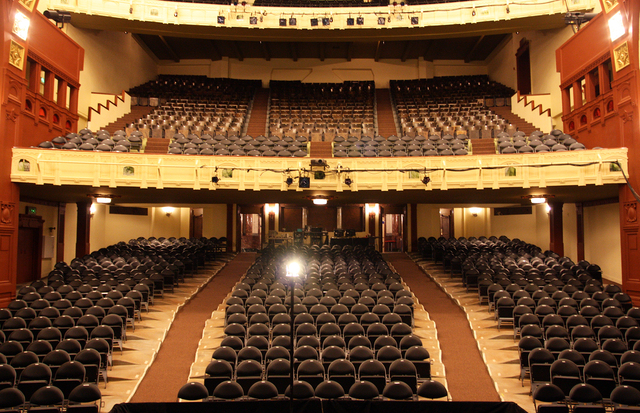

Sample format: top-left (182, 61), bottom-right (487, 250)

top-left (625, 202), bottom-right (638, 224)
top-left (0, 204), bottom-right (15, 226)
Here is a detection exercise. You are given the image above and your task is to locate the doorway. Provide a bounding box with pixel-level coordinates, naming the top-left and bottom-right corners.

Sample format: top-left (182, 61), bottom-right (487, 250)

top-left (383, 213), bottom-right (403, 252)
top-left (17, 214), bottom-right (44, 285)
top-left (439, 208), bottom-right (454, 239)
top-left (516, 39), bottom-right (532, 95)
top-left (240, 213), bottom-right (262, 252)
top-left (189, 208), bottom-right (203, 239)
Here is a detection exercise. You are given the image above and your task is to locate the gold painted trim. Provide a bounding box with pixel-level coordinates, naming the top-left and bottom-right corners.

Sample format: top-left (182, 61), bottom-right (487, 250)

top-left (614, 41), bottom-right (630, 72)
top-left (603, 0), bottom-right (618, 13)
top-left (18, 0), bottom-right (35, 12)
top-left (9, 40), bottom-right (25, 70)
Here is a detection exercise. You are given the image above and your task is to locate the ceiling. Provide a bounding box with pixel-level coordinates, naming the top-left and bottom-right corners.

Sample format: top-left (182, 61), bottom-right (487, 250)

top-left (65, 10), bottom-right (571, 62)
top-left (17, 181), bottom-right (621, 208)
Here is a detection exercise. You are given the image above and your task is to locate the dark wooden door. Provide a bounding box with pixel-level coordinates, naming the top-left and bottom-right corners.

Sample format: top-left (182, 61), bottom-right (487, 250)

top-left (17, 214), bottom-right (43, 285)
top-left (516, 39), bottom-right (532, 95)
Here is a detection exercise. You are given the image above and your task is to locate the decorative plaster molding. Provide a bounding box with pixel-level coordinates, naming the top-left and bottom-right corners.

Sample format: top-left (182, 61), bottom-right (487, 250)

top-left (5, 109), bottom-right (18, 123)
top-left (560, 53), bottom-right (611, 89)
top-left (0, 204), bottom-right (15, 225)
top-left (625, 202), bottom-right (637, 224)
top-left (614, 42), bottom-right (630, 72)
top-left (9, 41), bottom-right (25, 71)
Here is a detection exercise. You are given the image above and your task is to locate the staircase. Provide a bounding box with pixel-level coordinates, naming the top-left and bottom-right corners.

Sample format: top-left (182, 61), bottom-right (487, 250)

top-left (102, 105), bottom-right (154, 135)
top-left (470, 139), bottom-right (496, 155)
top-left (376, 89), bottom-right (398, 138)
top-left (143, 138), bottom-right (169, 154)
top-left (490, 106), bottom-right (538, 136)
top-left (309, 142), bottom-right (333, 159)
top-left (246, 88), bottom-right (270, 137)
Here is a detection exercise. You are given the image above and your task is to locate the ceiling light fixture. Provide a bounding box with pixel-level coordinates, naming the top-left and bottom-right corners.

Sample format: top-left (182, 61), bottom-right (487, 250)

top-left (96, 197), bottom-right (112, 204)
top-left (312, 198), bottom-right (328, 205)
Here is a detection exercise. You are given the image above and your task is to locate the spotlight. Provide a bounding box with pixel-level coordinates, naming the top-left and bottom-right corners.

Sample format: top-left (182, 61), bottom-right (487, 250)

top-left (322, 17), bottom-right (330, 26)
top-left (410, 16), bottom-right (418, 25)
top-left (174, 10), bottom-right (178, 17)
top-left (43, 10), bottom-right (71, 28)
top-left (211, 176), bottom-right (219, 183)
top-left (299, 177), bottom-right (311, 188)
top-left (378, 17), bottom-right (386, 25)
top-left (356, 17), bottom-right (364, 25)
top-left (250, 16), bottom-right (258, 24)
top-left (347, 17), bottom-right (354, 26)
top-left (286, 177), bottom-right (294, 186)
top-left (344, 177), bottom-right (352, 186)
top-left (472, 8), bottom-right (476, 16)
top-left (289, 17), bottom-right (296, 25)
top-left (310, 18), bottom-right (318, 26)
top-left (218, 15), bottom-right (225, 23)
top-left (422, 176), bottom-right (431, 185)
top-left (279, 18), bottom-right (287, 26)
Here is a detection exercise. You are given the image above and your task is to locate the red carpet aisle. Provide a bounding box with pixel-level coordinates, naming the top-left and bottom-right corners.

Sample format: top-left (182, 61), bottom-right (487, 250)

top-left (385, 253), bottom-right (500, 401)
top-left (130, 253), bottom-right (256, 402)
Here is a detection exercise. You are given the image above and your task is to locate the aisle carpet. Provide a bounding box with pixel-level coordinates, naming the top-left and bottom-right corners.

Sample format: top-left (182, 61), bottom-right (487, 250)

top-left (130, 253), bottom-right (256, 402)
top-left (385, 253), bottom-right (500, 401)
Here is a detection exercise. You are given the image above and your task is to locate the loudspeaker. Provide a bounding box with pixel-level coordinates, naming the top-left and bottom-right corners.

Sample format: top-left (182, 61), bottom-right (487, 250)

top-left (299, 177), bottom-right (311, 188)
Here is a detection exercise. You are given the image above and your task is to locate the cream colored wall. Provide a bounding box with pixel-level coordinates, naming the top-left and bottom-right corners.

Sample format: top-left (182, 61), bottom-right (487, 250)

top-left (584, 203), bottom-right (621, 283)
top-left (563, 203), bottom-right (578, 262)
top-left (416, 205), bottom-right (442, 239)
top-left (490, 208), bottom-right (540, 245)
top-left (158, 58), bottom-right (488, 89)
top-left (487, 28), bottom-right (574, 130)
top-left (535, 203), bottom-right (551, 250)
top-left (203, 205), bottom-right (229, 238)
top-left (64, 27), bottom-right (158, 127)
top-left (64, 203), bottom-right (77, 263)
top-left (20, 202), bottom-right (59, 277)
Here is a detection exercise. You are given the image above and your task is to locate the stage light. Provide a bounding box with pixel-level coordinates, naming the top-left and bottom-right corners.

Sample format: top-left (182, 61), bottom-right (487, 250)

top-left (218, 16), bottom-right (225, 24)
top-left (250, 16), bottom-right (258, 24)
top-left (286, 177), bottom-right (294, 186)
top-left (378, 17), bottom-right (386, 25)
top-left (609, 11), bottom-right (625, 42)
top-left (344, 177), bottom-right (352, 186)
top-left (211, 176), bottom-right (219, 183)
top-left (279, 18), bottom-right (286, 26)
top-left (422, 176), bottom-right (431, 185)
top-left (310, 18), bottom-right (318, 26)
top-left (410, 16), bottom-right (418, 25)
top-left (357, 17), bottom-right (364, 25)
top-left (289, 17), bottom-right (297, 26)
top-left (347, 17), bottom-right (354, 26)
top-left (13, 11), bottom-right (30, 40)
top-left (322, 17), bottom-right (330, 26)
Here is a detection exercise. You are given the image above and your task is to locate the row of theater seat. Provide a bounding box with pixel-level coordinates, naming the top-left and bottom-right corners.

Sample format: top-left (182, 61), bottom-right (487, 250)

top-left (199, 244), bottom-right (435, 400)
top-left (415, 235), bottom-right (640, 409)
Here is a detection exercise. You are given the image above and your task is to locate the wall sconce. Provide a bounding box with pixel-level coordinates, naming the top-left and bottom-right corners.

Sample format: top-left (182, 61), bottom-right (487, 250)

top-left (90, 203), bottom-right (97, 218)
top-left (522, 194), bottom-right (554, 204)
top-left (545, 203), bottom-right (551, 214)
top-left (265, 203), bottom-right (279, 214)
top-left (365, 203), bottom-right (379, 215)
top-left (13, 11), bottom-right (30, 40)
top-left (469, 207), bottom-right (482, 217)
top-left (162, 207), bottom-right (175, 217)
top-left (608, 11), bottom-right (625, 42)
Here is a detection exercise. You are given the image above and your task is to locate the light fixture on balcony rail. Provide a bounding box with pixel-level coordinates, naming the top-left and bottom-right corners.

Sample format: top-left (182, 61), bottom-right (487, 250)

top-left (162, 207), bottom-right (175, 217)
top-left (608, 11), bottom-right (625, 42)
top-left (522, 194), bottom-right (555, 204)
top-left (43, 10), bottom-right (70, 29)
top-left (13, 11), bottom-right (30, 40)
